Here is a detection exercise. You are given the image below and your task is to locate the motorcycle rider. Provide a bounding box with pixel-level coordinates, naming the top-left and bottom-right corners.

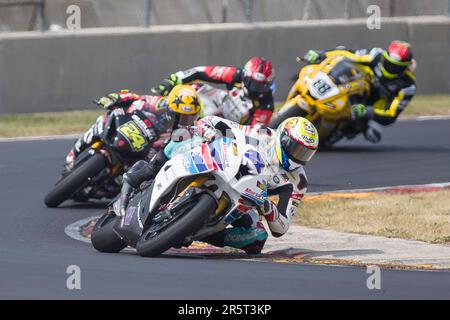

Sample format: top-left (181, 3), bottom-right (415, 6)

top-left (123, 115), bottom-right (319, 254)
top-left (65, 85), bottom-right (202, 171)
top-left (302, 40), bottom-right (417, 143)
top-left (153, 56), bottom-right (276, 126)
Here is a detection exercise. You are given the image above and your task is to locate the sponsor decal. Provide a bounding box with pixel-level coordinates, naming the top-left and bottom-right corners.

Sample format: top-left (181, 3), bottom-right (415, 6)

top-left (132, 115), bottom-right (153, 137)
top-left (245, 149), bottom-right (265, 173)
top-left (124, 206), bottom-right (136, 226)
top-left (290, 206), bottom-right (296, 216)
top-left (290, 193), bottom-right (304, 200)
top-left (181, 105), bottom-right (194, 113)
top-left (273, 176), bottom-right (280, 184)
top-left (118, 121), bottom-right (148, 152)
top-left (210, 66), bottom-right (226, 78)
top-left (243, 188), bottom-right (265, 205)
top-left (302, 121), bottom-right (316, 136)
top-left (232, 142), bottom-right (238, 156)
top-left (256, 180), bottom-right (266, 191)
top-left (302, 134), bottom-right (315, 144)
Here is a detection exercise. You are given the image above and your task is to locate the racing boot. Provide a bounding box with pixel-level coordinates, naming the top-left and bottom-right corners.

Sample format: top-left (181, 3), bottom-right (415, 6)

top-left (123, 151), bottom-right (168, 189)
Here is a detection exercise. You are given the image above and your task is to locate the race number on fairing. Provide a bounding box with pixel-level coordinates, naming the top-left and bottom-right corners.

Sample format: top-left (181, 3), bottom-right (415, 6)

top-left (118, 121), bottom-right (148, 152)
top-left (309, 71), bottom-right (340, 100)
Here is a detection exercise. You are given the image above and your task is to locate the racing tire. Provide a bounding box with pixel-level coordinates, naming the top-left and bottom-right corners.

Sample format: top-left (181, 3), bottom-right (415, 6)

top-left (44, 153), bottom-right (107, 208)
top-left (136, 193), bottom-right (217, 257)
top-left (269, 106), bottom-right (308, 129)
top-left (91, 213), bottom-right (126, 253)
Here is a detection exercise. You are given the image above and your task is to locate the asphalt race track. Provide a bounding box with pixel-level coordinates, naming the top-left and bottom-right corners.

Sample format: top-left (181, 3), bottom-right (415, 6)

top-left (0, 119), bottom-right (449, 299)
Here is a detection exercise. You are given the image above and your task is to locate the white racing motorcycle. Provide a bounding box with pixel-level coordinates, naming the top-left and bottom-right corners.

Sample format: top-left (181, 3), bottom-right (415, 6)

top-left (91, 127), bottom-right (274, 257)
top-left (196, 83), bottom-right (255, 124)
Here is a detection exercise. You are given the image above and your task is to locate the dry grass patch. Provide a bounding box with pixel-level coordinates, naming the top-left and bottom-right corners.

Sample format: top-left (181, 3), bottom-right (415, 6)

top-left (0, 95), bottom-right (449, 138)
top-left (0, 110), bottom-right (103, 138)
top-left (400, 95), bottom-right (450, 118)
top-left (295, 190), bottom-right (450, 244)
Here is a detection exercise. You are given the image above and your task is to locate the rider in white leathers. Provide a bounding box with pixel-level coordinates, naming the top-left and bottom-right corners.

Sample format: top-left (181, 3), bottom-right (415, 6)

top-left (124, 115), bottom-right (319, 254)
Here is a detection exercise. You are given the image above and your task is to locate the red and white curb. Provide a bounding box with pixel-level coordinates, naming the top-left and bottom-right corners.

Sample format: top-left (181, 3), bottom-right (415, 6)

top-left (308, 181), bottom-right (450, 196)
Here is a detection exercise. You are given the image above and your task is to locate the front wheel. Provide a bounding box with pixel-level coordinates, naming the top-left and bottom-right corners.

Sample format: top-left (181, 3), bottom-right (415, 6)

top-left (136, 193), bottom-right (217, 257)
top-left (44, 153), bottom-right (107, 208)
top-left (91, 213), bottom-right (126, 253)
top-left (269, 105), bottom-right (307, 129)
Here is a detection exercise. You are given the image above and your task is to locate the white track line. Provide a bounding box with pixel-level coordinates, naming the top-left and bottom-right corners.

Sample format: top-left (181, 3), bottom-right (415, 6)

top-left (414, 115), bottom-right (450, 121)
top-left (309, 182), bottom-right (450, 195)
top-left (0, 134), bottom-right (79, 143)
top-left (65, 215), bottom-right (101, 244)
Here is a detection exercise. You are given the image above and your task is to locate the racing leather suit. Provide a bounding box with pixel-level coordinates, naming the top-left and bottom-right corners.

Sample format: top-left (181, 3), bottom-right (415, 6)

top-left (160, 66), bottom-right (275, 126)
top-left (307, 48), bottom-right (417, 126)
top-left (195, 115), bottom-right (308, 254)
top-left (123, 115), bottom-right (308, 254)
top-left (66, 91), bottom-right (172, 166)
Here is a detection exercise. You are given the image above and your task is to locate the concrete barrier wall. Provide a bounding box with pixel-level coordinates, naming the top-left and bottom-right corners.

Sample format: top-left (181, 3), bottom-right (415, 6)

top-left (0, 16), bottom-right (449, 114)
top-left (2, 0), bottom-right (449, 31)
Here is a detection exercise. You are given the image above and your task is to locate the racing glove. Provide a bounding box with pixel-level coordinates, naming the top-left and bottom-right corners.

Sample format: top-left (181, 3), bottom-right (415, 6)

top-left (156, 74), bottom-right (181, 96)
top-left (94, 93), bottom-right (121, 109)
top-left (351, 104), bottom-right (368, 120)
top-left (303, 50), bottom-right (326, 64)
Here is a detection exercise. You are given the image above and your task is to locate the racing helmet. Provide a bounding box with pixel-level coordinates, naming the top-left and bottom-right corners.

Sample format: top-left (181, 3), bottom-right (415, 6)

top-left (242, 56), bottom-right (275, 99)
top-left (166, 84), bottom-right (201, 128)
top-left (275, 117), bottom-right (319, 171)
top-left (380, 40), bottom-right (413, 78)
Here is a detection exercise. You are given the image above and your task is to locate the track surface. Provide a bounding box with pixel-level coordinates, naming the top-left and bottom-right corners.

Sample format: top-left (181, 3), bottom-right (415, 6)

top-left (0, 119), bottom-right (449, 299)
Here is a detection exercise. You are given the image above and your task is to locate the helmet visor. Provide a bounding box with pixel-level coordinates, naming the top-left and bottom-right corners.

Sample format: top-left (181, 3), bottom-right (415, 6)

top-left (382, 52), bottom-right (410, 76)
top-left (178, 113), bottom-right (198, 126)
top-left (280, 133), bottom-right (316, 166)
top-left (243, 77), bottom-right (271, 95)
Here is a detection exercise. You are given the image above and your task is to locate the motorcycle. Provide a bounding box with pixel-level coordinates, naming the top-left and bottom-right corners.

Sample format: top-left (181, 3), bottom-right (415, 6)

top-left (44, 107), bottom-right (167, 208)
top-left (196, 82), bottom-right (272, 126)
top-left (269, 55), bottom-right (374, 146)
top-left (91, 127), bottom-right (274, 257)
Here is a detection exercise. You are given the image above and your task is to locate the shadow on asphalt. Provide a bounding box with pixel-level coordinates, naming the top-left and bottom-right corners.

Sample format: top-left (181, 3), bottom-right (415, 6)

top-left (53, 200), bottom-right (111, 210)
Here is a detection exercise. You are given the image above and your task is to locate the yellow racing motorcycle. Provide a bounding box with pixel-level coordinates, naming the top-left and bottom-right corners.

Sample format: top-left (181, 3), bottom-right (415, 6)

top-left (270, 55), bottom-right (373, 146)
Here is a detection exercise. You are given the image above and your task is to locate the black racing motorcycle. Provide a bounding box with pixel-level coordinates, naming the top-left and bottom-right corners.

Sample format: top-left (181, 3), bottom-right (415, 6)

top-left (44, 108), bottom-right (166, 208)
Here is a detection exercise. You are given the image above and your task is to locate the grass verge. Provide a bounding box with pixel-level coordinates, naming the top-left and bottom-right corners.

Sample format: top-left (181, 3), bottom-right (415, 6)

top-left (295, 190), bottom-right (450, 244)
top-left (0, 110), bottom-right (103, 138)
top-left (0, 95), bottom-right (449, 138)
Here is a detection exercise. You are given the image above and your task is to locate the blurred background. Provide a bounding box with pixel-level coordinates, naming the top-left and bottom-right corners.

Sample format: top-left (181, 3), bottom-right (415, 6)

top-left (1, 0), bottom-right (448, 31)
top-left (0, 0), bottom-right (449, 114)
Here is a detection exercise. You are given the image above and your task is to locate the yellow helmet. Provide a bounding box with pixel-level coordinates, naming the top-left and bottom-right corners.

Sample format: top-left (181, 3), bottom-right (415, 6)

top-left (166, 84), bottom-right (201, 127)
top-left (275, 117), bottom-right (319, 171)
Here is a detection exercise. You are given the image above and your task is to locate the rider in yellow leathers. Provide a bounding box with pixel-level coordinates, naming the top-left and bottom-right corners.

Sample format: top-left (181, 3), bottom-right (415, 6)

top-left (302, 40), bottom-right (417, 143)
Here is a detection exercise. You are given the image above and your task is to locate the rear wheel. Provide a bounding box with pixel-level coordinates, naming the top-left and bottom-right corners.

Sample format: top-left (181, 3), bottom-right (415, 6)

top-left (269, 106), bottom-right (307, 129)
top-left (136, 193), bottom-right (217, 257)
top-left (44, 153), bottom-right (107, 208)
top-left (91, 213), bottom-right (126, 253)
